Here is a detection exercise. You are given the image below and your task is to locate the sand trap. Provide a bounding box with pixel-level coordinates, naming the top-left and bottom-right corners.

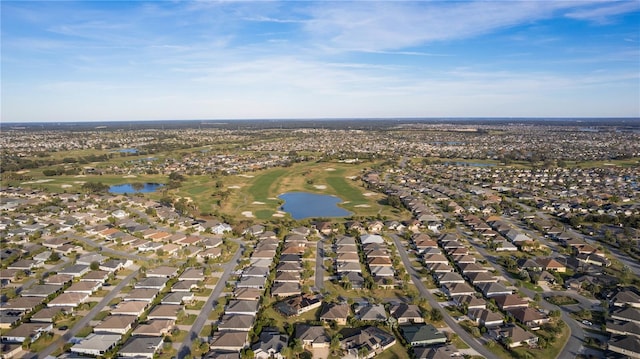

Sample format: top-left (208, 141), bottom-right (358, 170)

top-left (238, 174), bottom-right (254, 178)
top-left (355, 204), bottom-right (371, 208)
top-left (73, 181), bottom-right (86, 184)
top-left (241, 211), bottom-right (254, 218)
top-left (16, 170), bottom-right (30, 174)
top-left (363, 192), bottom-right (376, 197)
top-left (345, 176), bottom-right (357, 180)
top-left (252, 201), bottom-right (265, 205)
top-left (21, 179), bottom-right (54, 184)
top-left (314, 185), bottom-right (327, 190)
top-left (123, 175), bottom-right (137, 178)
top-left (74, 175), bottom-right (86, 178)
top-left (268, 197), bottom-right (278, 200)
top-left (228, 185), bottom-right (241, 189)
top-left (272, 213), bottom-right (285, 217)
top-left (325, 168), bottom-right (336, 171)
top-left (61, 184), bottom-right (72, 188)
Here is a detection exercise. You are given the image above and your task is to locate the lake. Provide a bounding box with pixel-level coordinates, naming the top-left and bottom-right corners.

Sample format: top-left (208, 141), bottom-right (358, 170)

top-left (109, 183), bottom-right (164, 194)
top-left (278, 192), bottom-right (352, 220)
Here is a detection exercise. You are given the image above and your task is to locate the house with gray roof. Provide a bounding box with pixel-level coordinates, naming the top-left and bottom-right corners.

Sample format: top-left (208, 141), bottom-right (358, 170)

top-left (2, 322), bottom-right (53, 343)
top-left (135, 277), bottom-right (168, 290)
top-left (356, 304), bottom-right (388, 322)
top-left (119, 336), bottom-right (164, 358)
top-left (226, 300), bottom-right (259, 316)
top-left (71, 334), bottom-right (121, 357)
top-left (295, 324), bottom-right (330, 349)
top-left (218, 314), bottom-right (255, 332)
top-left (252, 330), bottom-right (288, 359)
top-left (210, 331), bottom-right (249, 352)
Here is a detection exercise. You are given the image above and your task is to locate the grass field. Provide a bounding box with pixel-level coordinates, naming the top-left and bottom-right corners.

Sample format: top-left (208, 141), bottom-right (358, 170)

top-left (8, 155), bottom-right (406, 222)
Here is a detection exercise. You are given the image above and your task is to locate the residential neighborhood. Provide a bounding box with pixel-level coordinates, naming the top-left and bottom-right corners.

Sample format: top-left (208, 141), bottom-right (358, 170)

top-left (1, 120), bottom-right (639, 359)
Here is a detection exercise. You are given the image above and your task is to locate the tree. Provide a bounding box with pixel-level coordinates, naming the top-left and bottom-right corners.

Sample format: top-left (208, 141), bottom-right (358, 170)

top-left (90, 261), bottom-right (100, 271)
top-left (430, 308), bottom-right (443, 322)
top-left (330, 333), bottom-right (343, 356)
top-left (48, 251), bottom-right (61, 263)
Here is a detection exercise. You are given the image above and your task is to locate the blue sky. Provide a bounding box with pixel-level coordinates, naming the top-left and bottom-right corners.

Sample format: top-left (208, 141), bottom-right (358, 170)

top-left (2, 1), bottom-right (639, 122)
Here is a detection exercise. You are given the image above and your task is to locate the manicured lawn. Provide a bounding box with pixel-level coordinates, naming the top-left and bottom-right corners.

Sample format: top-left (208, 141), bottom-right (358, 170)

top-left (29, 333), bottom-right (59, 352)
top-left (376, 342), bottom-right (411, 359)
top-left (486, 323), bottom-right (570, 359)
top-left (248, 169), bottom-right (288, 201)
top-left (326, 175), bottom-right (366, 204)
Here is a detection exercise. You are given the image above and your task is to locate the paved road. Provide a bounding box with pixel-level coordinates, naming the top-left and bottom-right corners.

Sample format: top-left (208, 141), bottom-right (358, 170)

top-left (315, 237), bottom-right (325, 291)
top-left (33, 267), bottom-right (140, 359)
top-left (389, 234), bottom-right (497, 359)
top-left (66, 233), bottom-right (147, 261)
top-left (17, 257), bottom-right (70, 295)
top-left (464, 236), bottom-right (587, 359)
top-left (176, 240), bottom-right (244, 359)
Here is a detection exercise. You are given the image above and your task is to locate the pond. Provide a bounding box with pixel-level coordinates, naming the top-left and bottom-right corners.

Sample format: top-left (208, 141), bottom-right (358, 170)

top-left (118, 148), bottom-right (139, 154)
top-left (278, 192), bottom-right (352, 220)
top-left (109, 183), bottom-right (164, 194)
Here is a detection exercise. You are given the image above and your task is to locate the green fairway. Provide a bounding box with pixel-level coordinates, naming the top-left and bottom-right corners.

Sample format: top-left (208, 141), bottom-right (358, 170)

top-left (248, 169), bottom-right (288, 202)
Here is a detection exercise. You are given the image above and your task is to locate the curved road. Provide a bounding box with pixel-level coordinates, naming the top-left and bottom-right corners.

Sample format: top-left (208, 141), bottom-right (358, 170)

top-left (176, 241), bottom-right (244, 359)
top-left (34, 267), bottom-right (140, 359)
top-left (390, 234), bottom-right (497, 359)
top-left (465, 237), bottom-right (587, 358)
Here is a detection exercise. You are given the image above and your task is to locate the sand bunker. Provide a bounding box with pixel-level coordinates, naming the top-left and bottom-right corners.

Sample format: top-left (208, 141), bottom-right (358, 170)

top-left (325, 168), bottom-right (336, 171)
top-left (228, 185), bottom-right (241, 189)
top-left (238, 174), bottom-right (254, 178)
top-left (252, 201), bottom-right (265, 205)
top-left (21, 179), bottom-right (54, 184)
top-left (123, 175), bottom-right (137, 178)
top-left (345, 176), bottom-right (357, 180)
top-left (241, 211), bottom-right (254, 218)
top-left (272, 213), bottom-right (285, 217)
top-left (61, 184), bottom-right (73, 188)
top-left (73, 181), bottom-right (86, 184)
top-left (355, 204), bottom-right (371, 208)
top-left (314, 185), bottom-right (327, 190)
top-left (74, 175), bottom-right (86, 178)
top-left (363, 192), bottom-right (376, 197)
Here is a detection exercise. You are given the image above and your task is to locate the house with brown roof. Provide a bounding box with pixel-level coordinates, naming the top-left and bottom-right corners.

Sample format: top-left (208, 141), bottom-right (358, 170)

top-left (390, 303), bottom-right (423, 324)
top-left (494, 294), bottom-right (529, 311)
top-left (319, 302), bottom-right (350, 325)
top-left (490, 325), bottom-right (538, 348)
top-left (508, 307), bottom-right (549, 330)
top-left (112, 301), bottom-right (147, 316)
top-left (147, 304), bottom-right (182, 320)
top-left (210, 331), bottom-right (249, 352)
top-left (132, 319), bottom-right (175, 337)
top-left (442, 282), bottom-right (475, 298)
top-left (48, 292), bottom-right (90, 307)
top-left (535, 257), bottom-right (567, 273)
top-left (94, 315), bottom-right (137, 334)
top-left (468, 309), bottom-right (504, 328)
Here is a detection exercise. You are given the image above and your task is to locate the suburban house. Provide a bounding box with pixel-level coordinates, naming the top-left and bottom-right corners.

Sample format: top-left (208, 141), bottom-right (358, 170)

top-left (319, 302), bottom-right (350, 326)
top-left (490, 325), bottom-right (538, 348)
top-left (70, 334), bottom-right (121, 357)
top-left (252, 330), bottom-right (288, 359)
top-left (340, 326), bottom-right (396, 359)
top-left (295, 324), bottom-right (330, 349)
top-left (399, 324), bottom-right (447, 347)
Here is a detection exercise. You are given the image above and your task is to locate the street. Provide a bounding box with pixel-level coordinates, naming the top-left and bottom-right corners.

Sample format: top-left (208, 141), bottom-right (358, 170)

top-left (390, 234), bottom-right (497, 359)
top-left (176, 239), bottom-right (244, 359)
top-left (33, 267), bottom-right (140, 359)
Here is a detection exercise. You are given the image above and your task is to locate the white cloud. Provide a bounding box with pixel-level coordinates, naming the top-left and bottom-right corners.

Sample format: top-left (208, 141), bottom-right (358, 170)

top-left (565, 1), bottom-right (640, 23)
top-left (302, 1), bottom-right (633, 52)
